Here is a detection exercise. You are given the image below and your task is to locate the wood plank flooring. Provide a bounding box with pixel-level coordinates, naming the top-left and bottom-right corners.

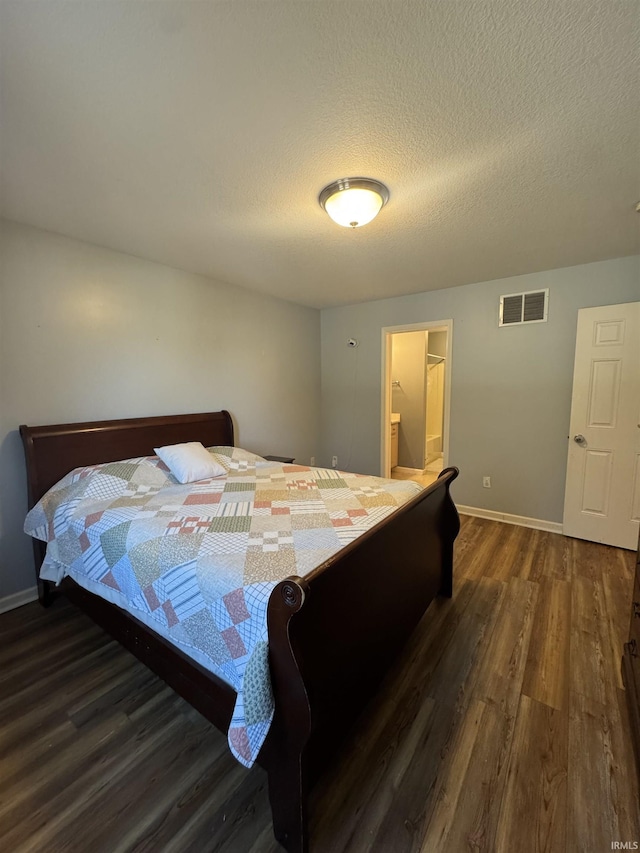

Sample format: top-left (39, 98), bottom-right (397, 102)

top-left (1, 516), bottom-right (638, 852)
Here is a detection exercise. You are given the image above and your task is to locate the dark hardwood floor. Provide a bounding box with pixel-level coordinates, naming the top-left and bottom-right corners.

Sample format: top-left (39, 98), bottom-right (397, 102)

top-left (1, 516), bottom-right (638, 851)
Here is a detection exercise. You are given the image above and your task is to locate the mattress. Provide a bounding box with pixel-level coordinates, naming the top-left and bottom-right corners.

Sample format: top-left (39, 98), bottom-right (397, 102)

top-left (24, 445), bottom-right (422, 766)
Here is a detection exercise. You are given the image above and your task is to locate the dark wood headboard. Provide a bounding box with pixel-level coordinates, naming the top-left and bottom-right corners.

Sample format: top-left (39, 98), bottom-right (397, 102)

top-left (20, 410), bottom-right (234, 506)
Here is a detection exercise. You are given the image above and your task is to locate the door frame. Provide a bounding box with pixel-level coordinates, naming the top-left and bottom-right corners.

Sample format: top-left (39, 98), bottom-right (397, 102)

top-left (380, 319), bottom-right (453, 478)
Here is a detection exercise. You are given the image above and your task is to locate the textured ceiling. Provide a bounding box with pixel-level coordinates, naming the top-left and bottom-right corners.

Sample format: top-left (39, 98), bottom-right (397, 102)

top-left (1, 1), bottom-right (639, 309)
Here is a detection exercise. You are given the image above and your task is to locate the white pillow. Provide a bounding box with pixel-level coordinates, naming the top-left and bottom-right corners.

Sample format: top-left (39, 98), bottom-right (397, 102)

top-left (154, 441), bottom-right (227, 484)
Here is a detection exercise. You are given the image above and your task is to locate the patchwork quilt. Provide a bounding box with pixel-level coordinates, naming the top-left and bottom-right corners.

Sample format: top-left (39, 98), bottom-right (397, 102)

top-left (24, 446), bottom-right (422, 767)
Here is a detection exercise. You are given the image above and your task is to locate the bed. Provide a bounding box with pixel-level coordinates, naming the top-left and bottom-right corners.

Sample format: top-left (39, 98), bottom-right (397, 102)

top-left (20, 410), bottom-right (460, 853)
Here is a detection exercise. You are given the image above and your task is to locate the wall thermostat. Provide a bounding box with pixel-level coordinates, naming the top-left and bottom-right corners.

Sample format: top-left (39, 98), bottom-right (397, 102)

top-left (347, 338), bottom-right (358, 348)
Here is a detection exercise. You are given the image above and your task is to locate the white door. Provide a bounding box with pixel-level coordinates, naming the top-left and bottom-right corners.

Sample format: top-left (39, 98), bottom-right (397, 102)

top-left (563, 301), bottom-right (640, 550)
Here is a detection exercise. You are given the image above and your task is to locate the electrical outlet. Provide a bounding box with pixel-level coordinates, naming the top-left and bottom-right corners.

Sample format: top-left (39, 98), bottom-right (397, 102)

top-left (310, 456), bottom-right (315, 467)
top-left (332, 456), bottom-right (338, 468)
top-left (483, 476), bottom-right (491, 488)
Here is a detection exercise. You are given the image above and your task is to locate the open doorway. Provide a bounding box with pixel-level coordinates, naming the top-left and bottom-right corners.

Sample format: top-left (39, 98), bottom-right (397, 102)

top-left (381, 320), bottom-right (452, 486)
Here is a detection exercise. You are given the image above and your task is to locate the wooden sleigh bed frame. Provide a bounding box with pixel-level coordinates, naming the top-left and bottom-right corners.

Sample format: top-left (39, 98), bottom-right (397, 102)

top-left (20, 410), bottom-right (460, 853)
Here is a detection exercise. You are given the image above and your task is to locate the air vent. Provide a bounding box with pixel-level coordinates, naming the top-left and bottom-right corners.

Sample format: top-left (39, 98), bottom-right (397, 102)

top-left (499, 289), bottom-right (548, 326)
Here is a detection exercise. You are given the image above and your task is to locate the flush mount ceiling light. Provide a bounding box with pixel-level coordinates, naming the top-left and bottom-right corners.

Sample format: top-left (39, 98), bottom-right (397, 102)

top-left (319, 177), bottom-right (390, 228)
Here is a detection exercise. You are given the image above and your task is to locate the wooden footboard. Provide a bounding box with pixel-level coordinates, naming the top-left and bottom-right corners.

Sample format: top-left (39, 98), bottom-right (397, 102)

top-left (262, 467), bottom-right (460, 852)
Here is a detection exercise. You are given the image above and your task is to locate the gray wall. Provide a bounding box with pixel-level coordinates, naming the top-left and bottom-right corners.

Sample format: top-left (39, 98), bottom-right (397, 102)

top-left (320, 256), bottom-right (639, 523)
top-left (0, 220), bottom-right (321, 600)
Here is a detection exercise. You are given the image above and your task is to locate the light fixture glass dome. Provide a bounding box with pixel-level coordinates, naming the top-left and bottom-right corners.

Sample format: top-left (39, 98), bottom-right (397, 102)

top-left (319, 178), bottom-right (389, 228)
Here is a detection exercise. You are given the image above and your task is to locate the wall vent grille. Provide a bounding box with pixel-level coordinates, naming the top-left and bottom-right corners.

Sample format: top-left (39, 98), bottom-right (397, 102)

top-left (499, 289), bottom-right (548, 326)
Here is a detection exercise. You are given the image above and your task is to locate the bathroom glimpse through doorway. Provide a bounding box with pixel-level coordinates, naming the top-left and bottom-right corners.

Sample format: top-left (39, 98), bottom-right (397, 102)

top-left (381, 320), bottom-right (452, 487)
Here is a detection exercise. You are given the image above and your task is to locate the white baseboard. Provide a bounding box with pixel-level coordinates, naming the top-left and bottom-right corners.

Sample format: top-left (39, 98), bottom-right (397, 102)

top-left (457, 505), bottom-right (563, 535)
top-left (0, 586), bottom-right (39, 615)
top-left (392, 466), bottom-right (422, 475)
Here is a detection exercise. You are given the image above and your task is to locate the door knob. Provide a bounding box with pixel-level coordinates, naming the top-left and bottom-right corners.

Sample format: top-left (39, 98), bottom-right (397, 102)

top-left (573, 434), bottom-right (586, 444)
